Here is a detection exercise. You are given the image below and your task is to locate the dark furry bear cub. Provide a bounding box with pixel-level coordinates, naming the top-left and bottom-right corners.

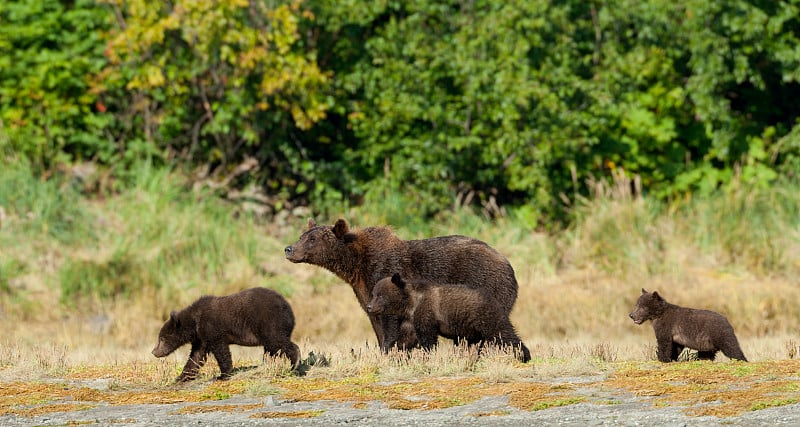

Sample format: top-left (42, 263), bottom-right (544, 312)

top-left (367, 273), bottom-right (531, 362)
top-left (629, 289), bottom-right (747, 362)
top-left (152, 287), bottom-right (300, 381)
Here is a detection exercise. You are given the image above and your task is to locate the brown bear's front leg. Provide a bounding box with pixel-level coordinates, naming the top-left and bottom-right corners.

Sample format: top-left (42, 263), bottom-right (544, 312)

top-left (379, 314), bottom-right (402, 353)
top-left (178, 342), bottom-right (207, 382)
top-left (367, 313), bottom-right (386, 348)
top-left (394, 320), bottom-right (419, 351)
top-left (414, 313), bottom-right (439, 351)
top-left (655, 335), bottom-right (673, 363)
top-left (210, 343), bottom-right (234, 380)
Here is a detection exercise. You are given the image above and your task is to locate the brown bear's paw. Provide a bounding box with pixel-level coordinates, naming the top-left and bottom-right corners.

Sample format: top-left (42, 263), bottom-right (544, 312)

top-left (215, 373), bottom-right (233, 381)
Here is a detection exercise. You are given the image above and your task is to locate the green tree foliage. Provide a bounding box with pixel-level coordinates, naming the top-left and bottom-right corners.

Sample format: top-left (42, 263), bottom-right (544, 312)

top-left (1, 0), bottom-right (799, 225)
top-left (99, 0), bottom-right (332, 189)
top-left (315, 0), bottom-right (800, 222)
top-left (0, 0), bottom-right (112, 169)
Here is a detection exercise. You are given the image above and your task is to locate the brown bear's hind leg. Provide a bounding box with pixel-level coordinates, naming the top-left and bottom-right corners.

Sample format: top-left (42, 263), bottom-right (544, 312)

top-left (265, 341), bottom-right (301, 369)
top-left (721, 343), bottom-right (748, 362)
top-left (495, 322), bottom-right (531, 363)
top-left (697, 350), bottom-right (717, 361)
top-left (514, 342), bottom-right (531, 363)
top-left (210, 343), bottom-right (234, 380)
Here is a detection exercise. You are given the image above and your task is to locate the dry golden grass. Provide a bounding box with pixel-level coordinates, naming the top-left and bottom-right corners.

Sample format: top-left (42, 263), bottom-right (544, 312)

top-left (1, 347), bottom-right (798, 420)
top-left (602, 360), bottom-right (800, 417)
top-left (2, 205), bottom-right (800, 421)
top-left (2, 251), bottom-right (799, 375)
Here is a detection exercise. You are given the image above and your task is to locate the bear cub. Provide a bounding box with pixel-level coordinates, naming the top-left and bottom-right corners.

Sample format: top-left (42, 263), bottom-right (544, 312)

top-left (629, 288), bottom-right (747, 362)
top-left (152, 287), bottom-right (301, 381)
top-left (366, 273), bottom-right (531, 362)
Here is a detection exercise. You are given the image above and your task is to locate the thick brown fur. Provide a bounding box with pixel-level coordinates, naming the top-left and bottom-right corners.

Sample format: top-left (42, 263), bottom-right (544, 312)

top-left (284, 219), bottom-right (519, 350)
top-left (152, 287), bottom-right (300, 381)
top-left (629, 289), bottom-right (747, 362)
top-left (366, 273), bottom-right (530, 362)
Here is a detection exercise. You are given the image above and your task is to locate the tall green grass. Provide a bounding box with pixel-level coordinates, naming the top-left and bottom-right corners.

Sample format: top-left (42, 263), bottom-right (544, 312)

top-left (564, 174), bottom-right (800, 279)
top-left (0, 162), bottom-right (298, 319)
top-left (0, 162), bottom-right (95, 244)
top-left (683, 184), bottom-right (800, 274)
top-left (55, 163), bottom-right (299, 312)
top-left (1, 161), bottom-right (798, 321)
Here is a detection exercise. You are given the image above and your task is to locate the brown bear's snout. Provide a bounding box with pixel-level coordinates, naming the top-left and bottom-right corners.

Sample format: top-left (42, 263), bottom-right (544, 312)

top-left (152, 343), bottom-right (167, 358)
top-left (629, 312), bottom-right (645, 324)
top-left (366, 303), bottom-right (381, 314)
top-left (284, 246), bottom-right (294, 257)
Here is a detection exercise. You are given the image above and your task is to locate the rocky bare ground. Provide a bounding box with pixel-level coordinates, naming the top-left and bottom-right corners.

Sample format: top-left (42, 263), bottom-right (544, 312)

top-left (3, 372), bottom-right (800, 427)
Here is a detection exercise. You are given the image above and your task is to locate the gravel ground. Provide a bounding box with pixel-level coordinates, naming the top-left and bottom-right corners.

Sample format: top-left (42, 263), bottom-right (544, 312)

top-left (3, 376), bottom-right (800, 427)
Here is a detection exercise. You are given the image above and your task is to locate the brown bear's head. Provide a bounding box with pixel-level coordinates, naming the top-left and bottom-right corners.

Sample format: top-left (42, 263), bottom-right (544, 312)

top-left (152, 310), bottom-right (193, 358)
top-left (629, 288), bottom-right (667, 325)
top-left (366, 273), bottom-right (408, 316)
top-left (284, 218), bottom-right (355, 264)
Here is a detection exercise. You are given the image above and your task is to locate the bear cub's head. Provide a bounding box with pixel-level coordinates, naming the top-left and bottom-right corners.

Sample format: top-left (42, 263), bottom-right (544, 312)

top-left (152, 311), bottom-right (193, 358)
top-left (366, 273), bottom-right (408, 316)
top-left (629, 288), bottom-right (667, 325)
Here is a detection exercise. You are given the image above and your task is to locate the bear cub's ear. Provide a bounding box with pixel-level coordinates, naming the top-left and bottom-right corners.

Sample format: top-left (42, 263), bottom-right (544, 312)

top-left (332, 219), bottom-right (350, 239)
top-left (391, 273), bottom-right (406, 289)
top-left (641, 288), bottom-right (648, 294)
top-left (651, 291), bottom-right (662, 301)
top-left (169, 310), bottom-right (181, 328)
top-left (306, 218), bottom-right (317, 230)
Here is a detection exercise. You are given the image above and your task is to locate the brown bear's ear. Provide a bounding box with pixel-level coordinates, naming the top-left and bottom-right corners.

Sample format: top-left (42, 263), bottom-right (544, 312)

top-left (306, 218), bottom-right (317, 230)
top-left (169, 310), bottom-right (180, 327)
top-left (332, 219), bottom-right (349, 239)
top-left (652, 291), bottom-right (662, 301)
top-left (641, 288), bottom-right (647, 294)
top-left (391, 273), bottom-right (406, 289)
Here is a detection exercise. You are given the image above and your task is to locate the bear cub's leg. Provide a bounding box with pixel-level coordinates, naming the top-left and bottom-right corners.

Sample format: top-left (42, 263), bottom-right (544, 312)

top-left (178, 342), bottom-right (208, 382)
top-left (210, 343), bottom-right (235, 381)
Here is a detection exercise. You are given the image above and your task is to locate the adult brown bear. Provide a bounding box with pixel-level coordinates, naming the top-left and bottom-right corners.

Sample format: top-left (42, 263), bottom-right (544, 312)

top-left (285, 219), bottom-right (519, 351)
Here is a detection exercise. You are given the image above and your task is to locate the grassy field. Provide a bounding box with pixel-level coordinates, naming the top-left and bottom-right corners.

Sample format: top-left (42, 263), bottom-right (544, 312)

top-left (1, 163), bottom-right (800, 420)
